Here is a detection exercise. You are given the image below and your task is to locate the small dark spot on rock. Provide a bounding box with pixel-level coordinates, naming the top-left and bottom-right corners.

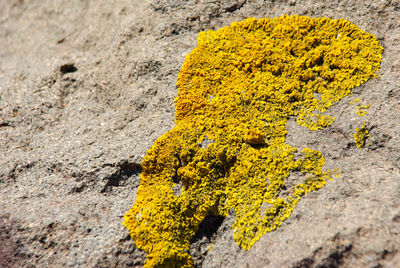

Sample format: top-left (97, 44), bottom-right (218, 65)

top-left (294, 258), bottom-right (314, 268)
top-left (223, 0), bottom-right (246, 13)
top-left (70, 184), bottom-right (86, 194)
top-left (60, 64), bottom-right (77, 74)
top-left (0, 121), bottom-right (10, 127)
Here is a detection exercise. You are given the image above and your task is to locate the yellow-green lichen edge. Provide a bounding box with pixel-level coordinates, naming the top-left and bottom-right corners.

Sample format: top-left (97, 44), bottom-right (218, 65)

top-left (123, 15), bottom-right (383, 267)
top-left (354, 121), bottom-right (370, 148)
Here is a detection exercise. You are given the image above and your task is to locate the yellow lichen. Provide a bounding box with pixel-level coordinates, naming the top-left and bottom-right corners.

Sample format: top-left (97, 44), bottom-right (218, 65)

top-left (354, 121), bottom-right (370, 148)
top-left (349, 98), bottom-right (361, 105)
top-left (296, 113), bottom-right (335, 130)
top-left (356, 104), bottom-right (371, 116)
top-left (123, 15), bottom-right (382, 267)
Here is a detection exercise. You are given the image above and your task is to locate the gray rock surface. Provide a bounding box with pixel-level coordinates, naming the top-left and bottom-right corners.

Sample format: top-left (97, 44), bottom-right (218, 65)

top-left (0, 0), bottom-right (399, 267)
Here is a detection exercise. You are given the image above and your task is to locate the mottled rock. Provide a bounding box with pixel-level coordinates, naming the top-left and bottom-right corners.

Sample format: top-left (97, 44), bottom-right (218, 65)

top-left (0, 0), bottom-right (399, 267)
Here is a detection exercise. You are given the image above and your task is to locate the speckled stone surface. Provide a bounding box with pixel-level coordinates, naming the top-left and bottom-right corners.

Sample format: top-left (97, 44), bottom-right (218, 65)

top-left (0, 0), bottom-right (399, 267)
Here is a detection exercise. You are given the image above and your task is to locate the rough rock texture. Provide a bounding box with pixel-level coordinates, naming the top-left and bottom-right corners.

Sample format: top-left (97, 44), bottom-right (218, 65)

top-left (0, 0), bottom-right (399, 267)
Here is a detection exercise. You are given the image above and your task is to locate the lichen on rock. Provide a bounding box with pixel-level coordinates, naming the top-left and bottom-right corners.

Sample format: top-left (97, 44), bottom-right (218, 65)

top-left (356, 104), bottom-right (371, 117)
top-left (354, 121), bottom-right (370, 148)
top-left (123, 15), bottom-right (382, 267)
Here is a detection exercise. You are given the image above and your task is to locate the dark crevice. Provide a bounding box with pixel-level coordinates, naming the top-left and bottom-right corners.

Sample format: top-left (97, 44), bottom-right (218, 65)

top-left (191, 213), bottom-right (224, 242)
top-left (189, 212), bottom-right (225, 267)
top-left (293, 233), bottom-right (355, 268)
top-left (314, 55), bottom-right (324, 67)
top-left (320, 244), bottom-right (352, 267)
top-left (223, 0), bottom-right (246, 13)
top-left (100, 160), bottom-right (141, 193)
top-left (70, 184), bottom-right (86, 193)
top-left (60, 64), bottom-right (77, 74)
top-left (0, 121), bottom-right (10, 127)
top-left (119, 160), bottom-right (141, 178)
top-left (293, 258), bottom-right (314, 268)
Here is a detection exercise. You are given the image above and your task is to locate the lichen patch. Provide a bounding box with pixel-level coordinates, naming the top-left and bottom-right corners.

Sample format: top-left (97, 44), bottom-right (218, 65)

top-left (123, 15), bottom-right (382, 267)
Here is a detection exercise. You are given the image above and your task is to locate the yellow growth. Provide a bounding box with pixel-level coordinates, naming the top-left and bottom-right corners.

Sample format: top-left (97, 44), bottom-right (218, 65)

top-left (349, 98), bottom-right (361, 105)
top-left (354, 121), bottom-right (370, 148)
top-left (123, 15), bottom-right (382, 267)
top-left (356, 104), bottom-right (371, 116)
